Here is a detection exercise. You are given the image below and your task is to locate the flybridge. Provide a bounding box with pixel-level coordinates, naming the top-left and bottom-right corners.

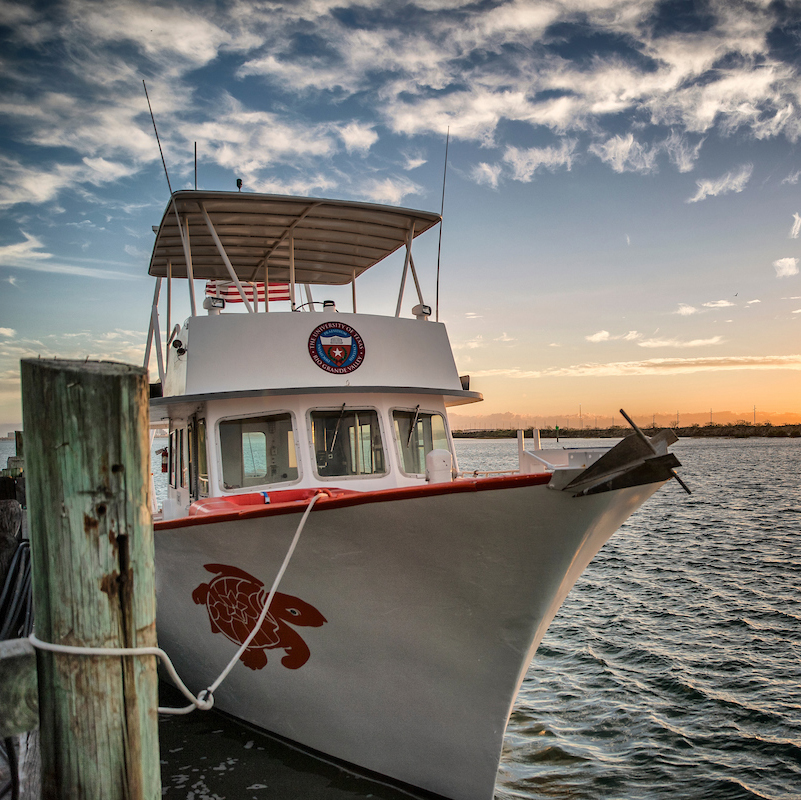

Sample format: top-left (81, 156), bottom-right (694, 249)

top-left (148, 189), bottom-right (441, 311)
top-left (142, 190), bottom-right (479, 406)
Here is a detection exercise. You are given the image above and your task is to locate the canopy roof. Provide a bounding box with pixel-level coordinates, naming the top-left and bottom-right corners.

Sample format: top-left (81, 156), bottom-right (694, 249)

top-left (148, 190), bottom-right (441, 285)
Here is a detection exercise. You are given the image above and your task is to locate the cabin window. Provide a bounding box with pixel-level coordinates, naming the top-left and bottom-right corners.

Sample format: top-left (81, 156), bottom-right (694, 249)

top-left (196, 418), bottom-right (209, 497)
top-left (393, 409), bottom-right (449, 475)
top-left (189, 416), bottom-right (209, 500)
top-left (168, 430), bottom-right (177, 488)
top-left (179, 428), bottom-right (186, 488)
top-left (219, 413), bottom-right (298, 489)
top-left (310, 408), bottom-right (385, 478)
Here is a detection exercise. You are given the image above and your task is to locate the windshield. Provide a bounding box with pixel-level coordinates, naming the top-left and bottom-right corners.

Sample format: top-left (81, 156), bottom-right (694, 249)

top-left (393, 409), bottom-right (449, 474)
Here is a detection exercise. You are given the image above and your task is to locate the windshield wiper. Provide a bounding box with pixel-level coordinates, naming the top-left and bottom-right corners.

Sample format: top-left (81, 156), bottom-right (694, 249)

top-left (406, 405), bottom-right (421, 448)
top-left (329, 403), bottom-right (347, 454)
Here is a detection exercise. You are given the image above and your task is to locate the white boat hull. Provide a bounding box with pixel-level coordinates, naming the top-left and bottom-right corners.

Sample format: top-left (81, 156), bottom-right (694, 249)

top-left (154, 476), bottom-right (662, 800)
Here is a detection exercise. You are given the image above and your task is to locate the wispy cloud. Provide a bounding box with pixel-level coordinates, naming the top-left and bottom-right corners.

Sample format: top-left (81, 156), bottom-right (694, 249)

top-left (791, 213), bottom-right (801, 239)
top-left (470, 355), bottom-right (801, 379)
top-left (0, 0), bottom-right (800, 216)
top-left (687, 164), bottom-right (753, 203)
top-left (589, 134), bottom-right (659, 174)
top-left (675, 304), bottom-right (698, 316)
top-left (339, 123), bottom-right (378, 154)
top-left (774, 257), bottom-right (799, 278)
top-left (0, 232), bottom-right (135, 279)
top-left (586, 330), bottom-right (641, 343)
top-left (663, 131), bottom-right (704, 173)
top-left (782, 170), bottom-right (801, 185)
top-left (703, 300), bottom-right (735, 308)
top-left (452, 334), bottom-right (485, 350)
top-left (471, 162), bottom-right (502, 188)
top-left (360, 176), bottom-right (422, 205)
top-left (0, 329), bottom-right (15, 338)
top-left (637, 336), bottom-right (724, 348)
top-left (503, 139), bottom-right (575, 182)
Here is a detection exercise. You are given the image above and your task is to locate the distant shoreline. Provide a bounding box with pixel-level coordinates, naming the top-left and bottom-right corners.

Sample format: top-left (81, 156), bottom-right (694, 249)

top-left (453, 424), bottom-right (801, 439)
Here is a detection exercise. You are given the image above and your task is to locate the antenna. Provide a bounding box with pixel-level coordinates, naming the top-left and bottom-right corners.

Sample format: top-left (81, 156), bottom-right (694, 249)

top-left (143, 79), bottom-right (173, 194)
top-left (194, 142), bottom-right (197, 190)
top-left (435, 127), bottom-right (450, 323)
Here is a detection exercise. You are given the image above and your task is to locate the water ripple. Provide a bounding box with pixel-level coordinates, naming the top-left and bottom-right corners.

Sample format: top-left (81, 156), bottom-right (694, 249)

top-left (454, 438), bottom-right (801, 800)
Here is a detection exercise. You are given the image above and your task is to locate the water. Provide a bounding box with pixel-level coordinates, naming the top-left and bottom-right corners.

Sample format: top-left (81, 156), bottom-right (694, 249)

top-left (457, 438), bottom-right (800, 800)
top-left (4, 437), bottom-right (799, 799)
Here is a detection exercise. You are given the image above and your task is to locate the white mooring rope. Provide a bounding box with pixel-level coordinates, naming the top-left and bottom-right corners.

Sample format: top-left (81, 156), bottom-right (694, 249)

top-left (29, 491), bottom-right (325, 715)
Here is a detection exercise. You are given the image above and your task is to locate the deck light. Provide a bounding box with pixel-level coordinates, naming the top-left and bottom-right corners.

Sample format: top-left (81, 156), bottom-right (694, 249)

top-left (203, 296), bottom-right (225, 314)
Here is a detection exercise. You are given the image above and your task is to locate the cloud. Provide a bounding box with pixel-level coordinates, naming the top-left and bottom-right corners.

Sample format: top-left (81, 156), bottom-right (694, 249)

top-left (452, 334), bottom-right (485, 350)
top-left (746, 299), bottom-right (760, 304)
top-left (360, 176), bottom-right (422, 205)
top-left (471, 162), bottom-right (502, 188)
top-left (589, 134), bottom-right (659, 174)
top-left (774, 257), bottom-right (799, 278)
top-left (339, 123), bottom-right (378, 154)
top-left (637, 336), bottom-right (724, 348)
top-left (791, 213), bottom-right (801, 239)
top-left (1, 0), bottom-right (801, 221)
top-left (503, 139), bottom-right (576, 182)
top-left (687, 164), bottom-right (753, 203)
top-left (0, 232), bottom-right (135, 279)
top-left (675, 304), bottom-right (698, 315)
top-left (663, 131), bottom-right (704, 173)
top-left (402, 151), bottom-right (427, 171)
top-left (469, 355), bottom-right (801, 379)
top-left (702, 300), bottom-right (735, 308)
top-left (783, 170), bottom-right (801, 185)
top-left (0, 329), bottom-right (15, 338)
top-left (586, 330), bottom-right (641, 342)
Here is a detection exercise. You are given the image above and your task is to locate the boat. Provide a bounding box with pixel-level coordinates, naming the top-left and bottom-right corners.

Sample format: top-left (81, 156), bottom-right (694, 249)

top-left (145, 189), bottom-right (684, 800)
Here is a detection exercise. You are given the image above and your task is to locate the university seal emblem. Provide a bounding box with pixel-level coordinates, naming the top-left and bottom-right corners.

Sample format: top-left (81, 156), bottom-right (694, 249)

top-left (192, 563), bottom-right (326, 670)
top-left (308, 322), bottom-right (365, 374)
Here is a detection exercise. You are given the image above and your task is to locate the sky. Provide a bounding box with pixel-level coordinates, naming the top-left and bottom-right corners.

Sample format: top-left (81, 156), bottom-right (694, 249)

top-left (1, 0), bottom-right (800, 432)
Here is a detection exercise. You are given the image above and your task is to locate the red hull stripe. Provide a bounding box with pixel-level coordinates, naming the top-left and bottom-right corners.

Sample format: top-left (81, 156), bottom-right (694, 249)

top-left (156, 473), bottom-right (552, 532)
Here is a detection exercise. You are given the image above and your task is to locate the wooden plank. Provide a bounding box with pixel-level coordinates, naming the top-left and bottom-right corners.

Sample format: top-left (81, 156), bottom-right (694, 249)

top-left (21, 359), bottom-right (161, 800)
top-left (0, 638), bottom-right (38, 737)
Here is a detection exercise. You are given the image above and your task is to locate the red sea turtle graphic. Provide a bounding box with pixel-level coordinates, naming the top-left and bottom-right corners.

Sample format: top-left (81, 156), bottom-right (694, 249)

top-left (192, 564), bottom-right (326, 670)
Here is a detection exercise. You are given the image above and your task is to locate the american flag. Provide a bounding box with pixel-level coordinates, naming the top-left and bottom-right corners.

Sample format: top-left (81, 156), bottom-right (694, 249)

top-left (205, 280), bottom-right (291, 303)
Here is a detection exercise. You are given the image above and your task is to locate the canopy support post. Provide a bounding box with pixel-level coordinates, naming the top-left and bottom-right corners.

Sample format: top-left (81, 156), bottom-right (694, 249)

top-left (170, 199), bottom-right (196, 317)
top-left (264, 261), bottom-right (269, 312)
top-left (199, 202), bottom-right (254, 313)
top-left (395, 221), bottom-right (415, 317)
top-left (143, 278), bottom-right (165, 385)
top-left (166, 261), bottom-right (172, 345)
top-left (304, 283), bottom-right (315, 311)
top-left (289, 231), bottom-right (296, 311)
top-left (409, 253), bottom-right (425, 305)
top-left (151, 303), bottom-right (166, 386)
top-left (352, 268), bottom-right (357, 313)
top-left (183, 217), bottom-right (197, 317)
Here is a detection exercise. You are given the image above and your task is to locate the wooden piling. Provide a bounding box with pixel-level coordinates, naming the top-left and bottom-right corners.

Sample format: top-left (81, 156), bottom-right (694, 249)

top-left (20, 359), bottom-right (160, 800)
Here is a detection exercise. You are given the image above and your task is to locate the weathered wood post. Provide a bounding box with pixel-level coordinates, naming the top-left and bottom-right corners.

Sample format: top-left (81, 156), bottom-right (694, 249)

top-left (20, 359), bottom-right (160, 799)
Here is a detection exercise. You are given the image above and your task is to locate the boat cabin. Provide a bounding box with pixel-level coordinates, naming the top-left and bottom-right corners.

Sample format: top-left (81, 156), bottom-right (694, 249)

top-left (145, 191), bottom-right (483, 520)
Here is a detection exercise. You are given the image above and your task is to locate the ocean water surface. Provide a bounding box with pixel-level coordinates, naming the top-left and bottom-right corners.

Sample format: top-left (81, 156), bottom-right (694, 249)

top-left (455, 437), bottom-right (800, 800)
top-left (4, 436), bottom-right (799, 799)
